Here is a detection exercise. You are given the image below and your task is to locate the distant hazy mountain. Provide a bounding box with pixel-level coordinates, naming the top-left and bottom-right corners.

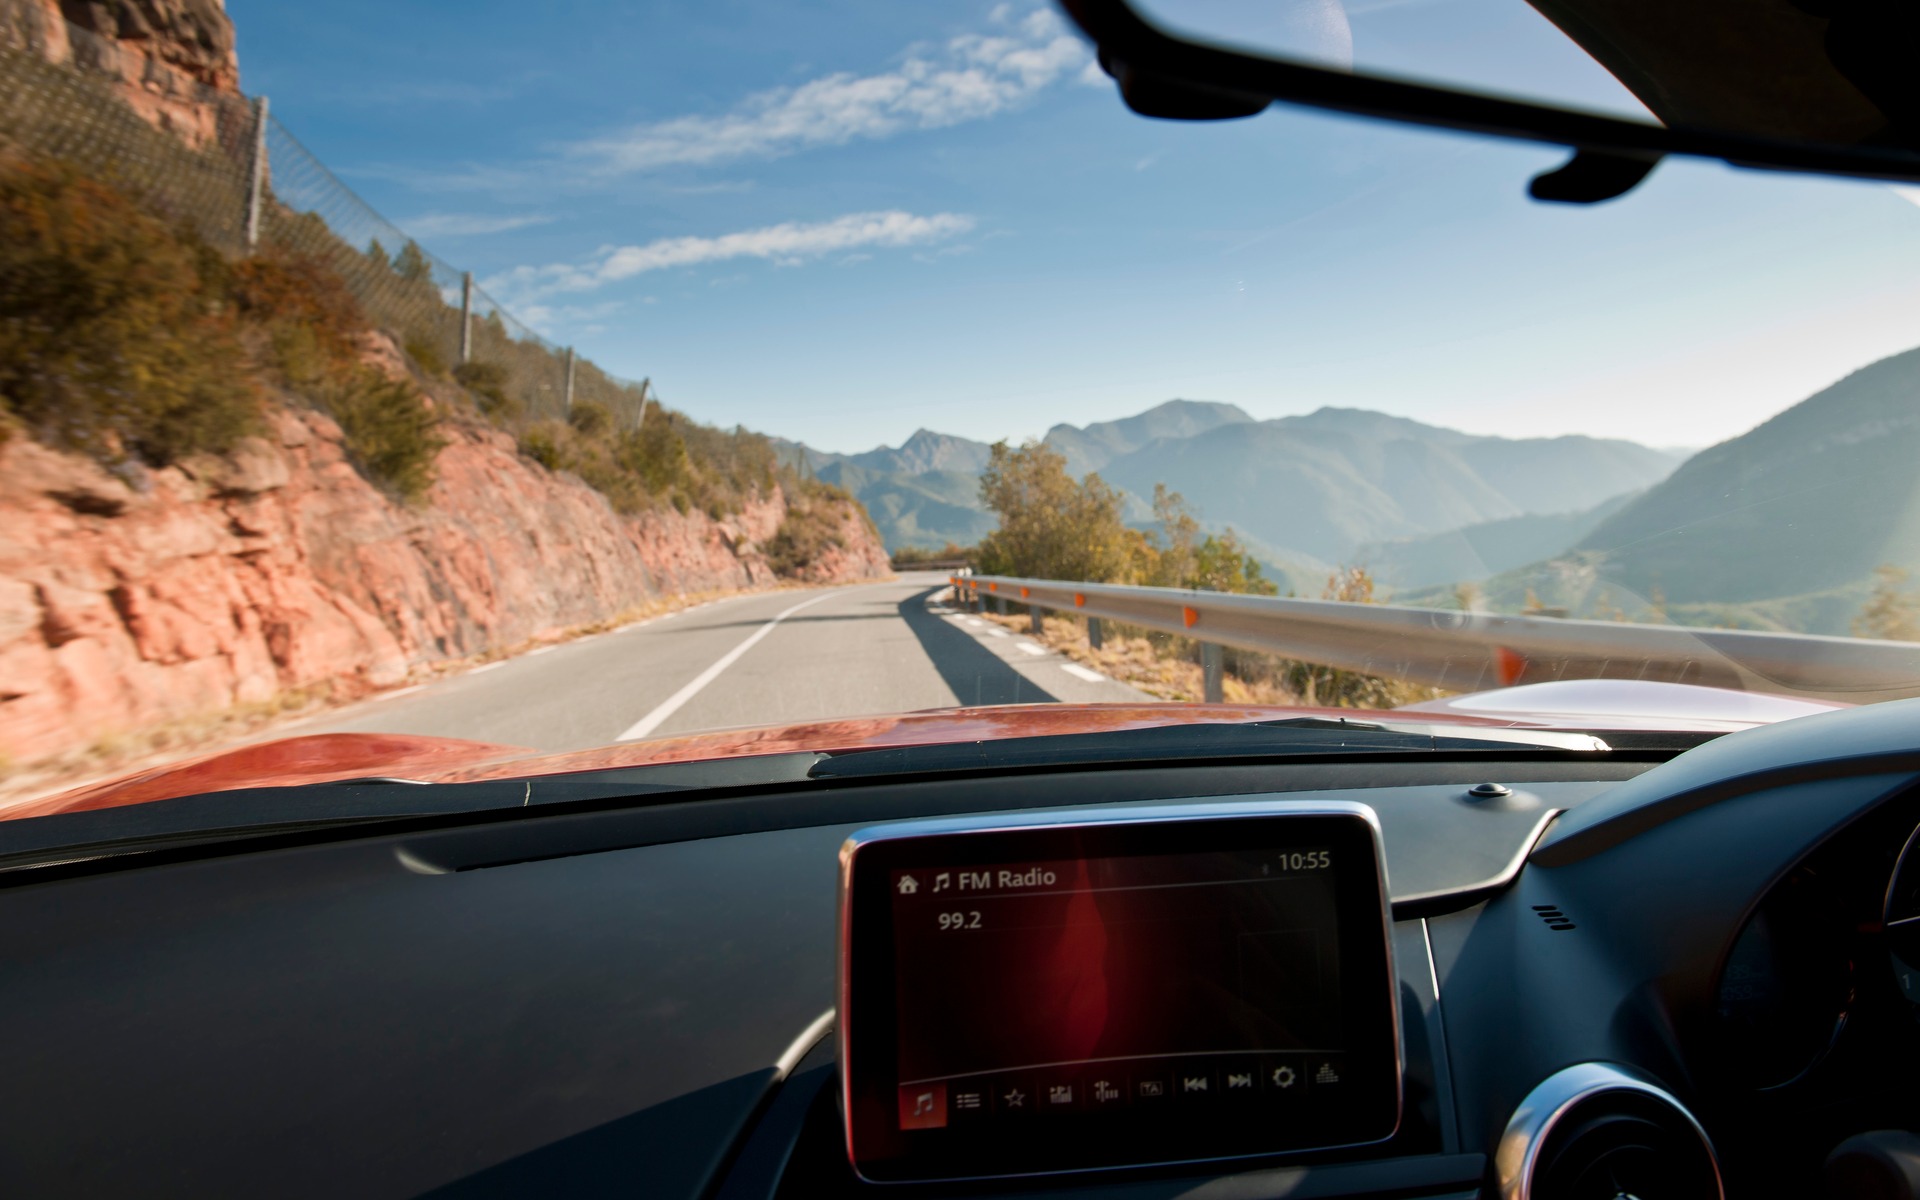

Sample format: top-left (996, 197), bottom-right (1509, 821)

top-left (1044, 399), bottom-right (1253, 477)
top-left (1429, 345), bottom-right (1920, 633)
top-left (813, 462), bottom-right (998, 550)
top-left (1096, 408), bottom-right (1684, 564)
top-left (1571, 346), bottom-right (1920, 604)
top-left (790, 400), bottom-right (1684, 564)
top-left (1355, 491), bottom-right (1641, 591)
top-left (841, 429), bottom-right (995, 477)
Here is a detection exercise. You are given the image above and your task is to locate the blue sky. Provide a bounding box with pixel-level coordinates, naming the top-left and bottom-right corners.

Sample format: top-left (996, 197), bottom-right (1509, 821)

top-left (228, 0), bottom-right (1920, 456)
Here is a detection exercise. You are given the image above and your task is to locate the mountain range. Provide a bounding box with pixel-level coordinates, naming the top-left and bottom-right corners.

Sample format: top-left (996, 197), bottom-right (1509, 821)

top-left (1428, 344), bottom-right (1920, 633)
top-left (791, 401), bottom-right (1687, 578)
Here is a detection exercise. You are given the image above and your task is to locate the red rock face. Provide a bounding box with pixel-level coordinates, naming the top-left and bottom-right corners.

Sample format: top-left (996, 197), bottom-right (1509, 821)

top-left (0, 401), bottom-right (892, 764)
top-left (0, 0), bottom-right (244, 148)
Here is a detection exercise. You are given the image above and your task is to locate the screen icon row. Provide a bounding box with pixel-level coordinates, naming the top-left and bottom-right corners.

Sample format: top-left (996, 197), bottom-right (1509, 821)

top-left (899, 1055), bottom-right (1344, 1129)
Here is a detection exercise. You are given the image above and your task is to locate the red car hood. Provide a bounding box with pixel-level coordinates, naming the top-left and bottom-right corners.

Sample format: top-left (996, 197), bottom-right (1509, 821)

top-left (11, 680), bottom-right (1846, 823)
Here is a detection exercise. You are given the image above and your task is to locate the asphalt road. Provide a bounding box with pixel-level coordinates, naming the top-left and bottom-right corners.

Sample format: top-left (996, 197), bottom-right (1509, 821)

top-left (293, 572), bottom-right (1148, 753)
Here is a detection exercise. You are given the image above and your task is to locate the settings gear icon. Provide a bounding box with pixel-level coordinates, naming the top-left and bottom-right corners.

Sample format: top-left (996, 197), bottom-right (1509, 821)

top-left (1271, 1065), bottom-right (1297, 1089)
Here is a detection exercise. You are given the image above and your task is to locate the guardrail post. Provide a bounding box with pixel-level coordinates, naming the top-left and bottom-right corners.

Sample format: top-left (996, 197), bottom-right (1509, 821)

top-left (1087, 617), bottom-right (1102, 651)
top-left (459, 272), bottom-right (474, 364)
top-left (996, 596), bottom-right (1007, 616)
top-left (244, 95), bottom-right (269, 252)
top-left (1202, 642), bottom-right (1223, 704)
top-left (1029, 605), bottom-right (1042, 635)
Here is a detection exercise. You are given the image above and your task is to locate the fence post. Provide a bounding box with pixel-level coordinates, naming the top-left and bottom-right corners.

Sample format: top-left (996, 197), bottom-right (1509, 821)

top-left (564, 347), bottom-right (576, 414)
top-left (1088, 617), bottom-right (1103, 651)
top-left (459, 272), bottom-right (474, 364)
top-left (244, 95), bottom-right (269, 252)
top-left (1202, 642), bottom-right (1224, 704)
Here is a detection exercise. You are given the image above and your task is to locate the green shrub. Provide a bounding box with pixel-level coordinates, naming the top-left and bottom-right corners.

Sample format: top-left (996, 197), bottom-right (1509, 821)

top-left (321, 370), bottom-right (445, 502)
top-left (765, 479), bottom-right (851, 577)
top-left (569, 399), bottom-right (612, 437)
top-left (454, 360), bottom-right (517, 419)
top-left (403, 330), bottom-right (448, 377)
top-left (0, 160), bottom-right (257, 464)
top-left (518, 424), bottom-right (566, 471)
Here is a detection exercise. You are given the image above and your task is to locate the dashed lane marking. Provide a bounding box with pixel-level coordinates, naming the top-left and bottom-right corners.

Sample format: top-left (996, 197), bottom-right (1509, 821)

top-left (1060, 664), bottom-right (1107, 683)
top-left (1015, 642), bottom-right (1045, 656)
top-left (984, 627), bottom-right (1009, 639)
top-left (616, 589), bottom-right (845, 742)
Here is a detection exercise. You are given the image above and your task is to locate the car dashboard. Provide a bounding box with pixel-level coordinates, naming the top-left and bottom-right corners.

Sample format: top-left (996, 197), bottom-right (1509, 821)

top-left (3, 701), bottom-right (1920, 1198)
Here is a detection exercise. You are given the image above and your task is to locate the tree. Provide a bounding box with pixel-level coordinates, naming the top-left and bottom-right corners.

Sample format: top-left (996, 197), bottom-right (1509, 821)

top-left (394, 240), bottom-right (433, 285)
top-left (1138, 485), bottom-right (1275, 594)
top-left (975, 440), bottom-right (1133, 581)
top-left (1856, 564), bottom-right (1920, 641)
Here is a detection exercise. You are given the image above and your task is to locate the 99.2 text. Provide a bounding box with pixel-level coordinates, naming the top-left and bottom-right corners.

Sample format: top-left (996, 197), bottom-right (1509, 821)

top-left (936, 911), bottom-right (984, 931)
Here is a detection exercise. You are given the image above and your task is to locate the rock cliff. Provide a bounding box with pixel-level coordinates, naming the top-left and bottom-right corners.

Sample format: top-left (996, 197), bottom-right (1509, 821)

top-left (0, 0), bottom-right (242, 147)
top-left (0, 403), bottom-right (891, 764)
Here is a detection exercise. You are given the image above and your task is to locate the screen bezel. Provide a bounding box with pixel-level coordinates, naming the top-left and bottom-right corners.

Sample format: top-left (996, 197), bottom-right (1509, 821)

top-left (837, 800), bottom-right (1402, 1183)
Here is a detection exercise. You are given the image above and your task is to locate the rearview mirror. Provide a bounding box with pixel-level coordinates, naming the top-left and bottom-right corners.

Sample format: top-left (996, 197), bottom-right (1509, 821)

top-left (1058, 0), bottom-right (1920, 202)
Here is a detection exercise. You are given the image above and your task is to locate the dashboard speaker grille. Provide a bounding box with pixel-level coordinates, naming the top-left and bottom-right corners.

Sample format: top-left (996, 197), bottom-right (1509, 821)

top-left (1532, 904), bottom-right (1576, 931)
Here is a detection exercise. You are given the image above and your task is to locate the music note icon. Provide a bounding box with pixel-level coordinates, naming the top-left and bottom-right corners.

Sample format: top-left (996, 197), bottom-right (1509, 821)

top-left (933, 872), bottom-right (951, 892)
top-left (898, 1082), bottom-right (947, 1129)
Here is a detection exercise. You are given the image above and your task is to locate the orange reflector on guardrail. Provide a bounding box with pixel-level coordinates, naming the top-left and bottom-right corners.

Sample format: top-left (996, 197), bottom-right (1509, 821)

top-left (1074, 593), bottom-right (1085, 607)
top-left (988, 583), bottom-right (998, 592)
top-left (1020, 587), bottom-right (1030, 599)
top-left (1494, 646), bottom-right (1527, 686)
top-left (1183, 606), bottom-right (1198, 628)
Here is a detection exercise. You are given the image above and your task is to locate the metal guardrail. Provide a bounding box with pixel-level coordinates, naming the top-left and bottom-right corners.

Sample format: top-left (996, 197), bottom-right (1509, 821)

top-left (950, 574), bottom-right (1920, 705)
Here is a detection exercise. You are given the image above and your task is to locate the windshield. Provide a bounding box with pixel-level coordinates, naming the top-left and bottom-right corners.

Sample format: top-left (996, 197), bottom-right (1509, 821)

top-left (2, 0), bottom-right (1917, 827)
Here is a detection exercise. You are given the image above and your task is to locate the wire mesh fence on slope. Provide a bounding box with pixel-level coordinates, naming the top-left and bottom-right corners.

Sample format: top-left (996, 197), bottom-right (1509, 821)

top-left (0, 25), bottom-right (648, 431)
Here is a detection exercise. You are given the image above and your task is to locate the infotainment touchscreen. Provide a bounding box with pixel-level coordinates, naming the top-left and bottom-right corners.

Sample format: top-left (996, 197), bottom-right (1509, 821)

top-left (838, 802), bottom-right (1400, 1182)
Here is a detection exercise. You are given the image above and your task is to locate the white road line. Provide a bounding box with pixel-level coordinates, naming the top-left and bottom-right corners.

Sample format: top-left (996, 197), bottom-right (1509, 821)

top-left (525, 645), bottom-right (558, 657)
top-left (962, 617), bottom-right (984, 627)
top-left (616, 589), bottom-right (844, 742)
top-left (377, 685), bottom-right (426, 702)
top-left (1061, 664), bottom-right (1107, 683)
top-left (984, 627), bottom-right (1009, 639)
top-left (1015, 642), bottom-right (1045, 656)
top-left (467, 661), bottom-right (506, 675)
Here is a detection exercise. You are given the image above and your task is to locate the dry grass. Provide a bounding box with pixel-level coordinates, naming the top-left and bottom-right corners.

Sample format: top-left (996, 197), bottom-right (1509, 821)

top-left (974, 610), bottom-right (1300, 705)
top-left (972, 606), bottom-right (1445, 709)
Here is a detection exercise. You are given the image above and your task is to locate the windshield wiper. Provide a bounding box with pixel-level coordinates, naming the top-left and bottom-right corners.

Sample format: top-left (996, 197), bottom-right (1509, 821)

top-left (806, 717), bottom-right (1611, 779)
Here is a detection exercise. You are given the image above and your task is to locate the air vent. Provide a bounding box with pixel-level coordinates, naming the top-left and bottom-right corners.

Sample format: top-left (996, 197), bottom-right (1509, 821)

top-left (1533, 904), bottom-right (1576, 931)
top-left (1496, 1063), bottom-right (1722, 1200)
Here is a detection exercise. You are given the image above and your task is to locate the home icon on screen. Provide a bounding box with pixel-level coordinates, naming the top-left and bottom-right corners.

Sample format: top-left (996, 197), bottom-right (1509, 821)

top-left (897, 876), bottom-right (919, 895)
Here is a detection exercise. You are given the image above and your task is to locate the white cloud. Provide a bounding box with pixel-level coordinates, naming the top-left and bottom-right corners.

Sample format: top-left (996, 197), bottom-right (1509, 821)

top-left (403, 212), bottom-right (554, 238)
top-left (568, 7), bottom-right (1091, 174)
top-left (488, 210), bottom-right (976, 303)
